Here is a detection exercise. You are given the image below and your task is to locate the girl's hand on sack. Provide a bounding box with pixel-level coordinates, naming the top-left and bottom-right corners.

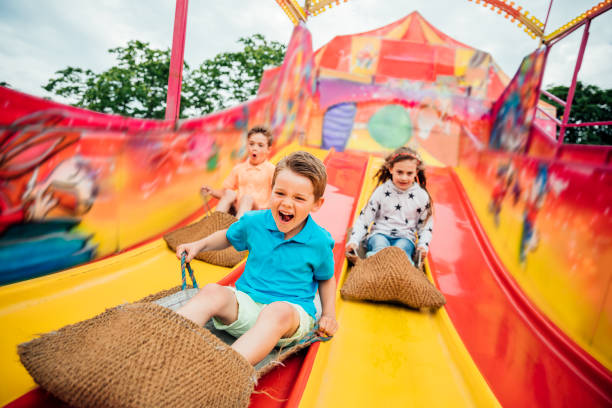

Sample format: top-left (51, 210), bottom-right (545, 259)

top-left (345, 243), bottom-right (359, 264)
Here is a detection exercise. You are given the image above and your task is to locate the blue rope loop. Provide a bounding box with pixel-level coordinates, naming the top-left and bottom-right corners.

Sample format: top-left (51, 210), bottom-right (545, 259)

top-left (180, 252), bottom-right (199, 290)
top-left (297, 324), bottom-right (333, 346)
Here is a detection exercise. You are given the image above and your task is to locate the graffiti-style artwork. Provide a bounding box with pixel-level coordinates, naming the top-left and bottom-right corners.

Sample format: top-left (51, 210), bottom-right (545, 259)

top-left (490, 49), bottom-right (546, 153)
top-left (519, 164), bottom-right (548, 263)
top-left (350, 37), bottom-right (380, 76)
top-left (484, 157), bottom-right (551, 264)
top-left (488, 160), bottom-right (519, 226)
top-left (269, 23), bottom-right (314, 146)
top-left (0, 111), bottom-right (99, 284)
top-left (458, 138), bottom-right (612, 360)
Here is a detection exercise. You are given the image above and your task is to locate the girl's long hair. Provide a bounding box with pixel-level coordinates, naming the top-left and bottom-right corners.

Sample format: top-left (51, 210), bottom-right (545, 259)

top-left (374, 146), bottom-right (433, 221)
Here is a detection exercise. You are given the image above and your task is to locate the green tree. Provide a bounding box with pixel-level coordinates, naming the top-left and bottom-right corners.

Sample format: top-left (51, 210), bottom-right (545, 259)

top-left (184, 34), bottom-right (286, 116)
top-left (542, 81), bottom-right (612, 145)
top-left (43, 34), bottom-right (286, 119)
top-left (0, 81), bottom-right (10, 87)
top-left (44, 40), bottom-right (186, 119)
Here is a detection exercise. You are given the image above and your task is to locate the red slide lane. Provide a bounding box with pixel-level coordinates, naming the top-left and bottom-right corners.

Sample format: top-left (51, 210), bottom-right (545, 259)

top-left (427, 166), bottom-right (612, 407)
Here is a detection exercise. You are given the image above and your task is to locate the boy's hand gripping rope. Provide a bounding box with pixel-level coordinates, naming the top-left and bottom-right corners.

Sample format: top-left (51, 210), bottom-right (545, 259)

top-left (181, 252), bottom-right (199, 290)
top-left (297, 324), bottom-right (333, 346)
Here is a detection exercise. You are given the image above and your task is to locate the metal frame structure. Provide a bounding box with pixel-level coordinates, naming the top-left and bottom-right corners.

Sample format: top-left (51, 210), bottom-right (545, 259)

top-left (164, 0), bottom-right (612, 145)
top-left (530, 2), bottom-right (612, 155)
top-left (165, 0), bottom-right (189, 121)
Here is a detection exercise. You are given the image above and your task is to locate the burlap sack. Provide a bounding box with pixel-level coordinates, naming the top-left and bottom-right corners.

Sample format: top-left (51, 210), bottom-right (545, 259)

top-left (164, 211), bottom-right (247, 267)
top-left (147, 287), bottom-right (325, 379)
top-left (340, 246), bottom-right (446, 310)
top-left (18, 302), bottom-right (255, 408)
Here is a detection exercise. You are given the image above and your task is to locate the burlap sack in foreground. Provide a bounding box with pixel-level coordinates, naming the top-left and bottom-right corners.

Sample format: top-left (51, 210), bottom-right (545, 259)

top-left (18, 302), bottom-right (255, 408)
top-left (340, 246), bottom-right (446, 310)
top-left (164, 211), bottom-right (247, 267)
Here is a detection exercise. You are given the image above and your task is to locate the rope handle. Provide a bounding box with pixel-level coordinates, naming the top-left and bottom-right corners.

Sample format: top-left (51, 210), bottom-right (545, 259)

top-left (297, 324), bottom-right (333, 346)
top-left (201, 191), bottom-right (213, 217)
top-left (181, 252), bottom-right (199, 290)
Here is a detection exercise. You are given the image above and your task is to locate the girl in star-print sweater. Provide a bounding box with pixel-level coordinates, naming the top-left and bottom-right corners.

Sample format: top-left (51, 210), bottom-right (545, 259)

top-left (346, 147), bottom-right (433, 266)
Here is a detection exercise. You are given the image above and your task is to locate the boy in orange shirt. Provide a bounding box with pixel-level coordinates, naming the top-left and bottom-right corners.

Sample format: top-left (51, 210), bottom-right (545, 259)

top-left (201, 126), bottom-right (275, 218)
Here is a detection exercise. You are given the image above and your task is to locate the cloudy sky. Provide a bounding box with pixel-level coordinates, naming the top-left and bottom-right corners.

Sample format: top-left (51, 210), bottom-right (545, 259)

top-left (1, 0), bottom-right (610, 102)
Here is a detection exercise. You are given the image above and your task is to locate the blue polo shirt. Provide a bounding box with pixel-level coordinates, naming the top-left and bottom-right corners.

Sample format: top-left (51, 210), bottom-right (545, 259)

top-left (226, 209), bottom-right (335, 318)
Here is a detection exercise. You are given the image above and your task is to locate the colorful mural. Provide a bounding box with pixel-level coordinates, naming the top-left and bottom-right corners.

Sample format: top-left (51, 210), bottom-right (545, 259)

top-left (458, 128), bottom-right (612, 370)
top-left (0, 99), bottom-right (247, 284)
top-left (268, 23), bottom-right (315, 146)
top-left (489, 48), bottom-right (546, 152)
top-left (296, 12), bottom-right (508, 164)
top-left (1, 9), bottom-right (611, 407)
top-left (0, 21), bottom-right (321, 285)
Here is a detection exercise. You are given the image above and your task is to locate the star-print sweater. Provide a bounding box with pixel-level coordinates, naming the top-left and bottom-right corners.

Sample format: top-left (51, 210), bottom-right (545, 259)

top-left (348, 179), bottom-right (433, 249)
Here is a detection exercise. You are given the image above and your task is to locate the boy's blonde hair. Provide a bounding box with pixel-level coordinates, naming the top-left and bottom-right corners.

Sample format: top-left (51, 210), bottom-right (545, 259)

top-left (272, 151), bottom-right (327, 200)
top-left (248, 126), bottom-right (273, 147)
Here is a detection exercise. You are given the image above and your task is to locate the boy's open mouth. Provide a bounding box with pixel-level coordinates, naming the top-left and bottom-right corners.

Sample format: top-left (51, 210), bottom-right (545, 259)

top-left (279, 211), bottom-right (294, 222)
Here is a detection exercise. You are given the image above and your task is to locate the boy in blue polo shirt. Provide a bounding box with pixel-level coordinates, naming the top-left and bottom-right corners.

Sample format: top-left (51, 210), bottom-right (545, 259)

top-left (176, 151), bottom-right (338, 365)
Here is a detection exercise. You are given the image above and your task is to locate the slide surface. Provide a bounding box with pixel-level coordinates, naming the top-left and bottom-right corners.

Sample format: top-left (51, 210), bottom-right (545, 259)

top-left (2, 144), bottom-right (370, 408)
top-left (299, 156), bottom-right (500, 408)
top-left (4, 146), bottom-right (611, 407)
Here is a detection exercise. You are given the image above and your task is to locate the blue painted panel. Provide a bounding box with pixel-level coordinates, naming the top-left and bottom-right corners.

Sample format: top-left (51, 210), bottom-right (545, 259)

top-left (322, 102), bottom-right (357, 152)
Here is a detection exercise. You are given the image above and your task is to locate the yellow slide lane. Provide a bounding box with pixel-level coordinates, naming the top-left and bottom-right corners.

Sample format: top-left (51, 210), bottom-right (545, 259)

top-left (299, 156), bottom-right (500, 408)
top-left (0, 239), bottom-right (230, 405)
top-left (0, 143), bottom-right (329, 406)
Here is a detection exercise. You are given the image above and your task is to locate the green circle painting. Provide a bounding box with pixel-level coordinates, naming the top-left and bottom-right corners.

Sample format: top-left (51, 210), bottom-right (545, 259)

top-left (367, 105), bottom-right (412, 148)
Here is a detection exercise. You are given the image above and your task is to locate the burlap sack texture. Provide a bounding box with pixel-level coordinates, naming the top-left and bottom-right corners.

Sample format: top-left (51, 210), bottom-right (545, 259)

top-left (341, 246), bottom-right (446, 310)
top-left (18, 286), bottom-right (324, 407)
top-left (18, 302), bottom-right (255, 408)
top-left (164, 211), bottom-right (247, 268)
top-left (145, 286), bottom-right (319, 380)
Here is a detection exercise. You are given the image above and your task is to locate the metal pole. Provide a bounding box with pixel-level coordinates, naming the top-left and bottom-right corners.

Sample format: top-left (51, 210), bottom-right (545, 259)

top-left (540, 0), bottom-right (553, 46)
top-left (165, 0), bottom-right (189, 122)
top-left (557, 18), bottom-right (590, 149)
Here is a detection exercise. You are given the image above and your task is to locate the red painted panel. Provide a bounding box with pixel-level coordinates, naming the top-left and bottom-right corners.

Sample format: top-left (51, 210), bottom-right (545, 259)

top-left (0, 87), bottom-right (170, 131)
top-left (528, 124), bottom-right (557, 160)
top-left (377, 41), bottom-right (435, 81)
top-left (317, 36), bottom-right (352, 71)
top-left (403, 15), bottom-right (426, 43)
top-left (433, 46), bottom-right (455, 77)
top-left (559, 145), bottom-right (612, 165)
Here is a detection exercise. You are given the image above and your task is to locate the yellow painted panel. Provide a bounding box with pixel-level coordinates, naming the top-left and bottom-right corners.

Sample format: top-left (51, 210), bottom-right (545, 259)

top-left (350, 37), bottom-right (381, 77)
top-left (455, 49), bottom-right (475, 77)
top-left (386, 15), bottom-right (413, 40)
top-left (418, 18), bottom-right (444, 45)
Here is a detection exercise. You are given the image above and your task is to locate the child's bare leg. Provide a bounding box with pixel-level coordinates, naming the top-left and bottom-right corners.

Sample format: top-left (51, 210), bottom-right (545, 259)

top-left (231, 302), bottom-right (300, 365)
top-left (176, 283), bottom-right (238, 327)
top-left (216, 190), bottom-right (237, 213)
top-left (235, 194), bottom-right (255, 218)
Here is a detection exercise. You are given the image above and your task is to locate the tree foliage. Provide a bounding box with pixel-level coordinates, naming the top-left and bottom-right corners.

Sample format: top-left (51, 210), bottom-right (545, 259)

top-left (43, 35), bottom-right (286, 119)
top-left (184, 34), bottom-right (286, 116)
top-left (43, 40), bottom-right (182, 119)
top-left (542, 81), bottom-right (611, 145)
